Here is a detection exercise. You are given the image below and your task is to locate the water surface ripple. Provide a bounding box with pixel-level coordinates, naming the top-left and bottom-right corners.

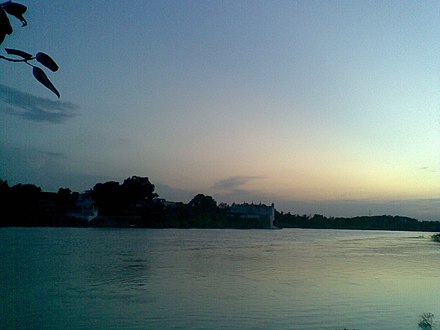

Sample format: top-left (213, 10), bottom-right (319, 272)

top-left (1, 228), bottom-right (439, 329)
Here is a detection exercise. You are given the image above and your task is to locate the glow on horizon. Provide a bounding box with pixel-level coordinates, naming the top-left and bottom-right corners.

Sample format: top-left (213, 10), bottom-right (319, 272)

top-left (0, 0), bottom-right (439, 220)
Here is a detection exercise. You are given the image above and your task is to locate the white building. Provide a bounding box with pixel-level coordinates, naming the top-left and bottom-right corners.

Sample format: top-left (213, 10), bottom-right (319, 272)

top-left (67, 190), bottom-right (97, 221)
top-left (229, 202), bottom-right (276, 229)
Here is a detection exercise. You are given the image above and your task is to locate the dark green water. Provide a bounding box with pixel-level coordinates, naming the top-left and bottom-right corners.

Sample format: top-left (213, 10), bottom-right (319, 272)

top-left (1, 228), bottom-right (439, 329)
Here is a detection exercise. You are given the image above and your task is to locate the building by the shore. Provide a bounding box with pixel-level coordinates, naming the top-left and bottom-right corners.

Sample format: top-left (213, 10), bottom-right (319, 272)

top-left (67, 190), bottom-right (97, 221)
top-left (228, 202), bottom-right (276, 229)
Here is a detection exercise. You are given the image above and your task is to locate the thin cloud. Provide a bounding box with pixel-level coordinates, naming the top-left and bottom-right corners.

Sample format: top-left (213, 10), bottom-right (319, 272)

top-left (212, 176), bottom-right (265, 190)
top-left (155, 183), bottom-right (197, 203)
top-left (211, 176), bottom-right (271, 205)
top-left (0, 84), bottom-right (78, 123)
top-left (39, 150), bottom-right (68, 159)
top-left (418, 166), bottom-right (438, 173)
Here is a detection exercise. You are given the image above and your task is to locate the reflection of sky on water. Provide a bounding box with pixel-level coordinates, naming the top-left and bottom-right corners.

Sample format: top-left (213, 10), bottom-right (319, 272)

top-left (1, 228), bottom-right (439, 329)
top-left (141, 229), bottom-right (439, 329)
top-left (86, 255), bottom-right (150, 290)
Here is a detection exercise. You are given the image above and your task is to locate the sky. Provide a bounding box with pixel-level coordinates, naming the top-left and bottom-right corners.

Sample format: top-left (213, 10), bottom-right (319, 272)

top-left (1, 0), bottom-right (439, 220)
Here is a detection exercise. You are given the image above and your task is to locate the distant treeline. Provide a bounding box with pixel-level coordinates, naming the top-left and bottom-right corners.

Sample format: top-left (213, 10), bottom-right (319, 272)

top-left (0, 177), bottom-right (268, 229)
top-left (0, 179), bottom-right (86, 227)
top-left (274, 212), bottom-right (440, 232)
top-left (1, 177), bottom-right (439, 231)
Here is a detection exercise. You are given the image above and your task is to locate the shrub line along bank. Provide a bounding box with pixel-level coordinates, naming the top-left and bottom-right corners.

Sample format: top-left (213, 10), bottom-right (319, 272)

top-left (1, 177), bottom-right (439, 232)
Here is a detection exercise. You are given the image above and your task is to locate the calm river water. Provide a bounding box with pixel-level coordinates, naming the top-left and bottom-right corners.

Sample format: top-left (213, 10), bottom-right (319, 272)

top-left (1, 228), bottom-right (439, 329)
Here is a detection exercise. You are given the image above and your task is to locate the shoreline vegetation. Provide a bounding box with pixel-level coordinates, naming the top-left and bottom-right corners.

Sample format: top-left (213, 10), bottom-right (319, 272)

top-left (1, 176), bottom-right (439, 233)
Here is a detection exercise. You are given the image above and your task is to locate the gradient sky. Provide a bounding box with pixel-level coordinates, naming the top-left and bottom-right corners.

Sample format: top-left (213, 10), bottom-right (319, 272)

top-left (1, 0), bottom-right (439, 220)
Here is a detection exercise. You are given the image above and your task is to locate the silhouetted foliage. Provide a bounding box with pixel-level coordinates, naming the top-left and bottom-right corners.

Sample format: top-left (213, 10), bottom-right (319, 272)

top-left (91, 176), bottom-right (157, 217)
top-left (122, 176), bottom-right (157, 204)
top-left (418, 312), bottom-right (434, 330)
top-left (56, 188), bottom-right (75, 214)
top-left (0, 182), bottom-right (41, 226)
top-left (188, 193), bottom-right (217, 212)
top-left (91, 181), bottom-right (124, 216)
top-left (0, 1), bottom-right (61, 97)
top-left (274, 211), bottom-right (440, 232)
top-left (0, 180), bottom-right (89, 226)
top-left (1, 176), bottom-right (440, 230)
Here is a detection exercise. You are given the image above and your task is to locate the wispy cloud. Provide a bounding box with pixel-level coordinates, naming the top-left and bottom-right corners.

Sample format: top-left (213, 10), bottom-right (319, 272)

top-left (0, 142), bottom-right (115, 192)
top-left (0, 84), bottom-right (78, 123)
top-left (211, 176), bottom-right (271, 204)
top-left (418, 166), bottom-right (438, 173)
top-left (155, 183), bottom-right (197, 203)
top-left (39, 150), bottom-right (68, 159)
top-left (154, 178), bottom-right (270, 205)
top-left (212, 175), bottom-right (264, 190)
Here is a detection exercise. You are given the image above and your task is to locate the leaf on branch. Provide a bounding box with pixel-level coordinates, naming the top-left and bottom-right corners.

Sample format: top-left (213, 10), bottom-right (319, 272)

top-left (5, 47), bottom-right (33, 59)
top-left (36, 52), bottom-right (59, 72)
top-left (0, 8), bottom-right (13, 44)
top-left (32, 66), bottom-right (60, 98)
top-left (3, 1), bottom-right (27, 26)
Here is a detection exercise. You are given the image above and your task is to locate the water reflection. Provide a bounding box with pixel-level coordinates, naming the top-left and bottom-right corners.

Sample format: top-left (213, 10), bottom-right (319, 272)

top-left (0, 228), bottom-right (439, 330)
top-left (86, 256), bottom-right (150, 289)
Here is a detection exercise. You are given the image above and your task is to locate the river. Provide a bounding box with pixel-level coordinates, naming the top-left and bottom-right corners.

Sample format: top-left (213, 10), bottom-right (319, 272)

top-left (1, 228), bottom-right (439, 329)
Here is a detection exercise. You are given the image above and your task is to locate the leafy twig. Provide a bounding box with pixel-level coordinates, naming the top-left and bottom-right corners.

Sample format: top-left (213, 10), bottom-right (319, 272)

top-left (0, 1), bottom-right (61, 97)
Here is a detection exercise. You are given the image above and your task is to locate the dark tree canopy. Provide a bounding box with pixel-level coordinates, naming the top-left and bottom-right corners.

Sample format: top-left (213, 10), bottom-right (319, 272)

top-left (91, 181), bottom-right (122, 216)
top-left (56, 188), bottom-right (75, 214)
top-left (122, 176), bottom-right (157, 203)
top-left (188, 194), bottom-right (217, 212)
top-left (91, 176), bottom-right (156, 216)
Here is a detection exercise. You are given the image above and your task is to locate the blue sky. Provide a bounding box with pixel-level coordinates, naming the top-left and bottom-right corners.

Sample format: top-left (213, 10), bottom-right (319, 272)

top-left (1, 0), bottom-right (439, 220)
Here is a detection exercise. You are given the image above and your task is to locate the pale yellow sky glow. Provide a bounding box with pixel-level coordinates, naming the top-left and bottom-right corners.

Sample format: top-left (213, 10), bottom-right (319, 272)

top-left (1, 0), bottom-right (439, 220)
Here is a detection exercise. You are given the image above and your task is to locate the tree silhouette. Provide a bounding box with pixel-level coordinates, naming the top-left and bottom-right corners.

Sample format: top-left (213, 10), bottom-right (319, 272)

top-left (0, 1), bottom-right (60, 97)
top-left (188, 194), bottom-right (217, 212)
top-left (91, 176), bottom-right (157, 216)
top-left (418, 313), bottom-right (434, 330)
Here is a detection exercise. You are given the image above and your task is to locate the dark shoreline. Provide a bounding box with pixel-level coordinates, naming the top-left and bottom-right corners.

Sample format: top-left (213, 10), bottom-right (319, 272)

top-left (2, 177), bottom-right (439, 232)
top-left (2, 215), bottom-right (440, 233)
